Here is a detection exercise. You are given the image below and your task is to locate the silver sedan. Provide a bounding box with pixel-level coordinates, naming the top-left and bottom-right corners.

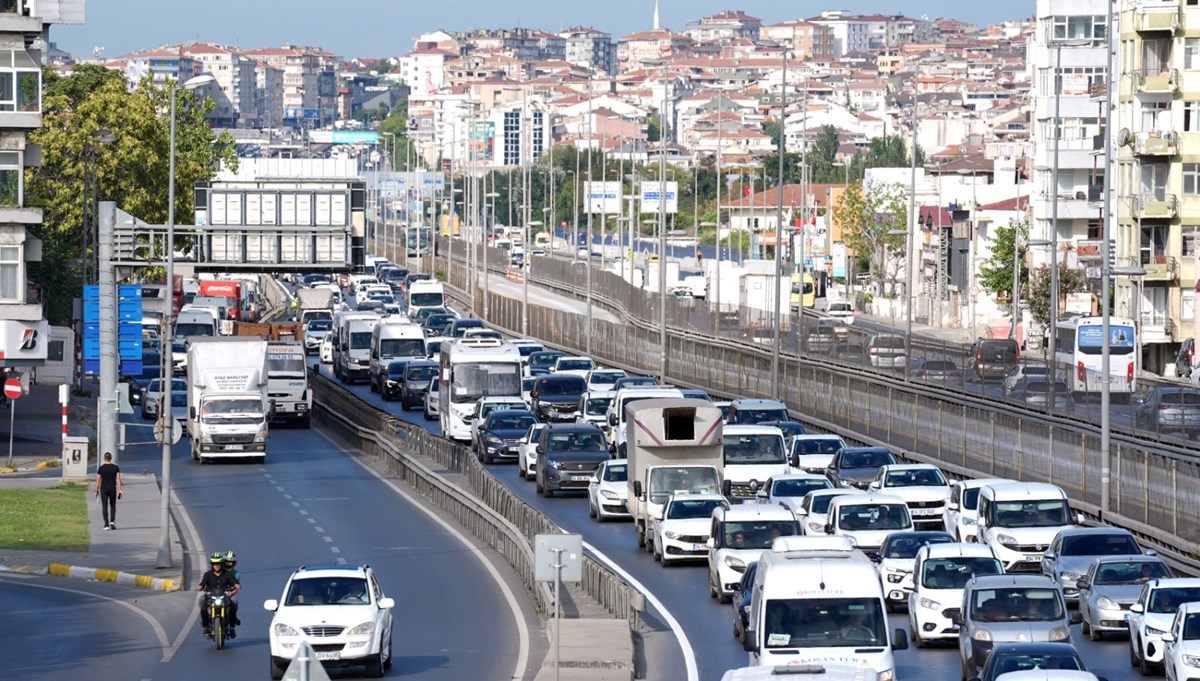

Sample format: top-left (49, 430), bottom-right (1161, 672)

top-left (1077, 555), bottom-right (1172, 640)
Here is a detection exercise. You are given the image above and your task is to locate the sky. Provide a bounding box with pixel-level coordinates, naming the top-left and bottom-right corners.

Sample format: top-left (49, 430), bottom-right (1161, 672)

top-left (52, 0), bottom-right (1027, 61)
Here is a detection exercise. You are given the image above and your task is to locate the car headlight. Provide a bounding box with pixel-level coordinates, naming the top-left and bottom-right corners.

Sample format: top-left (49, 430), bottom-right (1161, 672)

top-left (346, 621), bottom-right (376, 636)
top-left (807, 521), bottom-right (824, 533)
top-left (273, 623), bottom-right (300, 637)
top-left (878, 670), bottom-right (895, 681)
top-left (724, 556), bottom-right (746, 570)
top-left (972, 628), bottom-right (992, 642)
top-left (1182, 655), bottom-right (1200, 668)
top-left (837, 479), bottom-right (854, 488)
top-left (550, 460), bottom-right (566, 470)
top-left (664, 530), bottom-right (682, 540)
top-left (1048, 626), bottom-right (1069, 642)
top-left (387, 380), bottom-right (398, 387)
top-left (887, 572), bottom-right (906, 584)
top-left (918, 597), bottom-right (942, 611)
top-left (996, 534), bottom-right (1019, 549)
top-left (1147, 625), bottom-right (1170, 637)
top-left (485, 435), bottom-right (502, 445)
top-left (961, 517), bottom-right (977, 526)
top-left (1096, 596), bottom-right (1119, 610)
top-left (600, 490), bottom-right (619, 499)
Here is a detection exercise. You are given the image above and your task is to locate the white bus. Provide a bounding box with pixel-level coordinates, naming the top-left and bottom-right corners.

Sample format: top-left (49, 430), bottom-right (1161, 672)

top-left (1054, 315), bottom-right (1139, 398)
top-left (438, 339), bottom-right (523, 441)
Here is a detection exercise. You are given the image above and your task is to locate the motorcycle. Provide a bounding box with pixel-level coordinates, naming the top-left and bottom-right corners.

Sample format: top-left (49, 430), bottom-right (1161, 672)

top-left (205, 588), bottom-right (232, 649)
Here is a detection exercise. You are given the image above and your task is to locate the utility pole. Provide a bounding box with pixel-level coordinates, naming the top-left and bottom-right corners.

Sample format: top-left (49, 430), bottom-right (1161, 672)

top-left (97, 202), bottom-right (117, 463)
top-left (771, 50), bottom-right (788, 399)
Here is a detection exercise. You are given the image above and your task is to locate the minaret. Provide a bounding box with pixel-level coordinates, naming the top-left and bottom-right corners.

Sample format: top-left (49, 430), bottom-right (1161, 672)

top-left (653, 0), bottom-right (660, 30)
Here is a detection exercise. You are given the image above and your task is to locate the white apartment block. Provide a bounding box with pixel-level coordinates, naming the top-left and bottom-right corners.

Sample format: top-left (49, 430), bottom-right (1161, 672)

top-left (560, 27), bottom-right (614, 74)
top-left (255, 64), bottom-right (284, 129)
top-left (806, 11), bottom-right (872, 56)
top-left (175, 43), bottom-right (257, 127)
top-left (682, 10), bottom-right (762, 43)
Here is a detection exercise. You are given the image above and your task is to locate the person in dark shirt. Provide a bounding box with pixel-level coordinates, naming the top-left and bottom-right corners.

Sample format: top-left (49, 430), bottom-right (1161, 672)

top-left (197, 553), bottom-right (240, 638)
top-left (93, 452), bottom-right (123, 530)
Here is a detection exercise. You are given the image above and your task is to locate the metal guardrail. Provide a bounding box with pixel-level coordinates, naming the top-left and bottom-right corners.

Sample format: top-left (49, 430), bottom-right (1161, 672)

top-left (309, 368), bottom-right (644, 621)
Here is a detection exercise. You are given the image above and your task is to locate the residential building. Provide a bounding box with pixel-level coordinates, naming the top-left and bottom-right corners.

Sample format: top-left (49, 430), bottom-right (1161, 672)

top-left (560, 27), bottom-right (614, 74)
top-left (398, 42), bottom-right (459, 98)
top-left (682, 10), bottom-right (762, 43)
top-left (1115, 0), bottom-right (1194, 371)
top-left (0, 0), bottom-right (85, 371)
top-left (457, 28), bottom-right (565, 62)
top-left (759, 20), bottom-right (836, 60)
top-left (242, 45), bottom-right (339, 127)
top-left (616, 29), bottom-right (693, 70)
top-left (174, 43), bottom-right (257, 127)
top-left (254, 63), bottom-right (284, 128)
top-left (806, 11), bottom-right (873, 56)
top-left (109, 47), bottom-right (197, 89)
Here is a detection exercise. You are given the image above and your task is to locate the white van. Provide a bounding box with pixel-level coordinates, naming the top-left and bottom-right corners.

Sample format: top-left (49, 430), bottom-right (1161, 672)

top-left (742, 535), bottom-right (908, 674)
top-left (368, 320), bottom-right (426, 391)
top-left (406, 280), bottom-right (445, 317)
top-left (707, 503), bottom-right (799, 601)
top-left (824, 493), bottom-right (914, 558)
top-left (721, 425), bottom-right (790, 502)
top-left (976, 482), bottom-right (1081, 573)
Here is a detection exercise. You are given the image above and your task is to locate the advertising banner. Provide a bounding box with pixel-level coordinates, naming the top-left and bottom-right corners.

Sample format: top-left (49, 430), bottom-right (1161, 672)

top-left (0, 320), bottom-right (49, 363)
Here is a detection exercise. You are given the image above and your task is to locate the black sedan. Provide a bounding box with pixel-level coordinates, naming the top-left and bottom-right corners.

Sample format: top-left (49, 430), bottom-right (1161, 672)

top-left (120, 353), bottom-right (164, 407)
top-left (731, 560), bottom-right (760, 643)
top-left (969, 642), bottom-right (1089, 681)
top-left (477, 409), bottom-right (538, 464)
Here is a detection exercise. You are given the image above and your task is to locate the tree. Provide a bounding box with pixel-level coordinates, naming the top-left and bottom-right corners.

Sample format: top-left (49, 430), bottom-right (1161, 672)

top-left (978, 219), bottom-right (1029, 307)
top-left (646, 114), bottom-right (661, 143)
top-left (1026, 266), bottom-right (1089, 329)
top-left (833, 181), bottom-right (908, 299)
top-left (808, 125), bottom-right (841, 183)
top-left (863, 134), bottom-right (924, 169)
top-left (26, 64), bottom-right (237, 324)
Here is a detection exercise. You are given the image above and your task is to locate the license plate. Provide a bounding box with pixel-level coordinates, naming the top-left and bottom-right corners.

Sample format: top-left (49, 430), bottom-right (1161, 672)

top-left (690, 544), bottom-right (705, 551)
top-left (912, 508), bottom-right (939, 516)
top-left (315, 651), bottom-right (341, 661)
top-left (1025, 554), bottom-right (1043, 562)
top-left (226, 444), bottom-right (243, 451)
top-left (571, 475), bottom-right (590, 481)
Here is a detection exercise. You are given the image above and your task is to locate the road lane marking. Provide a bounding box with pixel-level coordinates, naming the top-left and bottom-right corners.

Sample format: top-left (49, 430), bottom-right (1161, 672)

top-left (330, 547), bottom-right (341, 554)
top-left (322, 536), bottom-right (333, 543)
top-left (583, 540), bottom-right (699, 681)
top-left (314, 429), bottom-right (531, 681)
top-left (314, 526), bottom-right (325, 533)
top-left (167, 486), bottom-right (206, 663)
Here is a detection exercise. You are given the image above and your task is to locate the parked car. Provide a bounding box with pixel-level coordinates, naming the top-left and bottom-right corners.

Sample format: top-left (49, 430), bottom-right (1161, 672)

top-left (1134, 386), bottom-right (1200, 437)
top-left (1077, 555), bottom-right (1172, 641)
top-left (971, 338), bottom-right (1020, 381)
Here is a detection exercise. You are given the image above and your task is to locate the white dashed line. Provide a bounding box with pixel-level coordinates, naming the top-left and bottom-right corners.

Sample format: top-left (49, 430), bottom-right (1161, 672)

top-left (298, 509), bottom-right (308, 516)
top-left (307, 518), bottom-right (316, 524)
top-left (336, 557), bottom-right (347, 565)
top-left (314, 526), bottom-right (325, 533)
top-left (330, 547), bottom-right (341, 554)
top-left (322, 536), bottom-right (333, 543)
top-left (283, 493), bottom-right (292, 499)
top-left (291, 501), bottom-right (301, 507)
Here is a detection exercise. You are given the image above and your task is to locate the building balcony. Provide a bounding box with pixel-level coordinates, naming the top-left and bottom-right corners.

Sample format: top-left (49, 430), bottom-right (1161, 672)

top-left (1087, 183), bottom-right (1104, 206)
top-left (1139, 312), bottom-right (1174, 344)
top-left (1141, 255), bottom-right (1178, 282)
top-left (1129, 193), bottom-right (1178, 219)
top-left (1132, 130), bottom-right (1178, 156)
top-left (1133, 6), bottom-right (1181, 33)
top-left (1133, 68), bottom-right (1179, 95)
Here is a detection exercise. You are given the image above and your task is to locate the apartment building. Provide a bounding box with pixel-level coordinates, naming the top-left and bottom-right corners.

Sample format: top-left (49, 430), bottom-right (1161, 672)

top-left (758, 20), bottom-right (836, 60)
top-left (255, 63), bottom-right (284, 128)
top-left (0, 0), bottom-right (84, 371)
top-left (242, 45), bottom-right (338, 126)
top-left (560, 27), bottom-right (614, 74)
top-left (682, 10), bottom-right (762, 42)
top-left (458, 28), bottom-right (565, 62)
top-left (1115, 0), bottom-right (1197, 371)
top-left (110, 47), bottom-right (197, 88)
top-left (616, 28), bottom-right (693, 70)
top-left (175, 43), bottom-right (257, 127)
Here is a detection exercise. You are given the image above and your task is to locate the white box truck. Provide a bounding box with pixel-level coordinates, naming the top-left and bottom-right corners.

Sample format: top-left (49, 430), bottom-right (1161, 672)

top-left (368, 320), bottom-right (427, 392)
top-left (186, 337), bottom-right (270, 463)
top-left (266, 340), bottom-right (311, 428)
top-left (296, 287), bottom-right (335, 325)
top-left (625, 398), bottom-right (725, 549)
top-left (333, 311), bottom-right (379, 384)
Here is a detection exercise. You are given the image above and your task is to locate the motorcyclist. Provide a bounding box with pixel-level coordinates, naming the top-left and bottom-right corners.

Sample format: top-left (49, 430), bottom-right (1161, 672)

top-left (222, 550), bottom-right (242, 628)
top-left (196, 552), bottom-right (239, 639)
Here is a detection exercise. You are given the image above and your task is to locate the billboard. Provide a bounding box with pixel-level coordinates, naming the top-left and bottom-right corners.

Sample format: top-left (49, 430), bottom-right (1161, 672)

top-left (331, 131), bottom-right (380, 145)
top-left (585, 181), bottom-right (622, 214)
top-left (0, 319), bottom-right (49, 364)
top-left (470, 121), bottom-right (495, 161)
top-left (640, 181), bottom-right (678, 214)
top-left (284, 107), bottom-right (321, 121)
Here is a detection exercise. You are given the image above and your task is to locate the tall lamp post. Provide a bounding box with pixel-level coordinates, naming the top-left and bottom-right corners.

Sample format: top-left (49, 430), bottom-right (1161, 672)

top-left (524, 220), bottom-right (543, 335)
top-left (771, 46), bottom-right (790, 399)
top-left (484, 191), bottom-right (500, 318)
top-left (157, 74), bottom-right (215, 569)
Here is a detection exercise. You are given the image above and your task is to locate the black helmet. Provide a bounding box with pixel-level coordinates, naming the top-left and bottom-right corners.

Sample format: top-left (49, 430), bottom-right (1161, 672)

top-left (209, 552), bottom-right (223, 565)
top-left (222, 550), bottom-right (237, 565)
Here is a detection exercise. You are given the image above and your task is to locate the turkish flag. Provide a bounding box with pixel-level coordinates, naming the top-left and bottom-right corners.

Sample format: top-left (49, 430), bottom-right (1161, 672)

top-left (743, 186), bottom-right (751, 197)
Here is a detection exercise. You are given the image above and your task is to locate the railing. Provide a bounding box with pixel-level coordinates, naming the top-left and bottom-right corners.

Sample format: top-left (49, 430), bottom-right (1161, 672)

top-left (1132, 130), bottom-right (1178, 156)
top-left (1133, 68), bottom-right (1179, 94)
top-left (309, 369), bottom-right (645, 622)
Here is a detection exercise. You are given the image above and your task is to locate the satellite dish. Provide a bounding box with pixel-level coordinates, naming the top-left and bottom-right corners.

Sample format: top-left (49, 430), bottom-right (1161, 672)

top-left (1117, 128), bottom-right (1132, 147)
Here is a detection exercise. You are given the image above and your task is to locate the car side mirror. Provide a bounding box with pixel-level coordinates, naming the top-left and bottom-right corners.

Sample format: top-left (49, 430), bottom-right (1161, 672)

top-left (1162, 633), bottom-right (1176, 643)
top-left (1076, 512), bottom-right (1086, 526)
top-left (756, 489), bottom-right (769, 500)
top-left (1043, 549), bottom-right (1053, 559)
top-left (868, 482), bottom-right (881, 491)
top-left (633, 481), bottom-right (643, 498)
top-left (794, 507), bottom-right (808, 517)
top-left (824, 523), bottom-right (833, 534)
top-left (189, 407), bottom-right (196, 420)
top-left (742, 631), bottom-right (758, 653)
top-left (947, 502), bottom-right (959, 512)
top-left (263, 599), bottom-right (279, 611)
top-left (608, 413), bottom-right (617, 426)
top-left (721, 479), bottom-right (733, 497)
top-left (1145, 549), bottom-right (1158, 557)
top-left (589, 475), bottom-right (599, 484)
top-left (706, 538), bottom-right (715, 549)
top-left (1076, 578), bottom-right (1090, 591)
top-left (892, 627), bottom-right (908, 651)
top-left (1130, 603), bottom-right (1145, 614)
top-left (1069, 611), bottom-right (1083, 625)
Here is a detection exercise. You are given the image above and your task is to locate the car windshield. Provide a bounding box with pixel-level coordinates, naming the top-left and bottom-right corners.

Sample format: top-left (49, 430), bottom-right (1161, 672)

top-left (602, 463), bottom-right (627, 482)
top-left (266, 352), bottom-right (306, 376)
top-left (837, 503), bottom-right (910, 531)
top-left (1060, 533), bottom-right (1141, 556)
top-left (516, 344), bottom-right (544, 357)
top-left (584, 397), bottom-right (612, 416)
top-left (988, 653), bottom-right (1083, 677)
top-left (547, 431), bottom-right (606, 451)
top-left (993, 500), bottom-right (1071, 528)
top-left (722, 521), bottom-right (799, 549)
top-left (410, 292), bottom-right (443, 307)
top-left (830, 303), bottom-right (851, 313)
top-left (307, 320), bottom-right (332, 331)
top-left (882, 535), bottom-right (953, 559)
top-left (349, 331), bottom-right (372, 350)
top-left (1094, 560), bottom-right (1171, 585)
top-left (792, 437), bottom-right (846, 455)
top-left (557, 359), bottom-right (593, 371)
top-left (970, 588), bottom-right (1064, 622)
top-left (734, 408), bottom-right (788, 424)
top-left (840, 449), bottom-right (896, 469)
top-left (529, 352), bottom-right (563, 369)
top-left (763, 599), bottom-right (887, 648)
top-left (616, 377), bottom-right (658, 388)
top-left (407, 365), bottom-right (437, 382)
top-left (665, 498), bottom-right (726, 519)
top-left (590, 372), bottom-right (623, 385)
top-left (425, 314), bottom-right (455, 329)
top-left (200, 398), bottom-right (263, 423)
top-left (724, 434), bottom-right (786, 465)
top-left (176, 323), bottom-right (214, 337)
top-left (920, 557), bottom-right (1004, 589)
top-left (284, 577), bottom-right (371, 606)
top-left (772, 478), bottom-right (832, 497)
top-left (885, 469), bottom-right (948, 487)
top-left (649, 467), bottom-right (721, 497)
top-left (538, 378), bottom-right (586, 396)
top-left (1150, 588), bottom-right (1200, 613)
top-left (380, 338), bottom-right (425, 358)
top-left (1161, 391), bottom-right (1200, 405)
top-left (451, 363), bottom-right (521, 403)
top-left (491, 414), bottom-right (536, 431)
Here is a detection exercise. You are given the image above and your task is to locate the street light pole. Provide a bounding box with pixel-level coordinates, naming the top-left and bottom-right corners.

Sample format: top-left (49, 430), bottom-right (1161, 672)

top-left (904, 99), bottom-right (918, 383)
top-left (772, 49), bottom-right (788, 399)
top-left (1099, 11), bottom-right (1116, 515)
top-left (157, 74), bottom-right (214, 569)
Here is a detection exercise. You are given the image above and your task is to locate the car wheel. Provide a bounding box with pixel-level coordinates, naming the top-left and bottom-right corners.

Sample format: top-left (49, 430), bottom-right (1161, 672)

top-left (709, 573), bottom-right (718, 599)
top-left (1081, 618), bottom-right (1091, 635)
top-left (364, 646), bottom-right (384, 678)
top-left (270, 656), bottom-right (287, 680)
top-left (482, 449), bottom-right (492, 464)
top-left (653, 544), bottom-right (662, 562)
top-left (1131, 638), bottom-right (1141, 667)
top-left (912, 623), bottom-right (925, 649)
top-left (1141, 647), bottom-right (1156, 676)
top-left (384, 634), bottom-right (393, 670)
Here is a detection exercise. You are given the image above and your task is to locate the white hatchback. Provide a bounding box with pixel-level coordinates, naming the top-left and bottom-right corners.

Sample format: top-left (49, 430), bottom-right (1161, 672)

top-left (587, 459), bottom-right (630, 520)
top-left (264, 564), bottom-right (394, 680)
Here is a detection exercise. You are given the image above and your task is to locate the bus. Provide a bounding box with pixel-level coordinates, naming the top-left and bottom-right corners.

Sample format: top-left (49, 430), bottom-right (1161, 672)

top-left (438, 338), bottom-right (523, 441)
top-left (789, 271), bottom-right (814, 309)
top-left (404, 226), bottom-right (432, 257)
top-left (1054, 315), bottom-right (1139, 399)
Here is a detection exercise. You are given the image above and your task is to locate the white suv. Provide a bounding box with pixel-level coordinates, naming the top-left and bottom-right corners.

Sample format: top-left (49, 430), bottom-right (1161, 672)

top-left (264, 564), bottom-right (395, 679)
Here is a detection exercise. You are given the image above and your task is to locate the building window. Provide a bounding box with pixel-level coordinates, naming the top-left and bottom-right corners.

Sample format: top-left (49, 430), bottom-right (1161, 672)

top-left (1187, 39), bottom-right (1200, 71)
top-left (1140, 225), bottom-right (1168, 264)
top-left (1186, 163), bottom-right (1200, 195)
top-left (1184, 225), bottom-right (1200, 258)
top-left (1187, 102), bottom-right (1200, 132)
top-left (1049, 15), bottom-right (1106, 46)
top-left (0, 151), bottom-right (19, 207)
top-left (0, 48), bottom-right (40, 113)
top-left (0, 245), bottom-right (20, 301)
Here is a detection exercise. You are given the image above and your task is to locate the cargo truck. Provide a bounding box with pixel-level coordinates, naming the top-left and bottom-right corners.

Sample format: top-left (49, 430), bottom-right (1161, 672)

top-left (234, 321), bottom-right (304, 342)
top-left (296, 287), bottom-right (336, 325)
top-left (625, 398), bottom-right (725, 549)
top-left (265, 340), bottom-right (311, 428)
top-left (333, 310), bottom-right (380, 384)
top-left (186, 337), bottom-right (270, 463)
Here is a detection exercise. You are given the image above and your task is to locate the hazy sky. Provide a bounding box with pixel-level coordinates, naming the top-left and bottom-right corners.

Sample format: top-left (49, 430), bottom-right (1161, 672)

top-left (53, 1), bottom-right (1026, 61)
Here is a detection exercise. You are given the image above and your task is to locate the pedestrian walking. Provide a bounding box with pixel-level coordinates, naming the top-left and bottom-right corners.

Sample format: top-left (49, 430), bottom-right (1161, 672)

top-left (94, 452), bottom-right (123, 530)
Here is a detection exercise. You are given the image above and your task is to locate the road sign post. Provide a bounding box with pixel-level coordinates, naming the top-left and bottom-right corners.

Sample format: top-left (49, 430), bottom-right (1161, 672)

top-left (5, 377), bottom-right (21, 467)
top-left (535, 533), bottom-right (583, 681)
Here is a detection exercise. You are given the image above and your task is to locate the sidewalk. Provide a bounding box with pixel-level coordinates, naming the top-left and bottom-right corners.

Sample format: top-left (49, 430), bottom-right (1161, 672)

top-left (0, 382), bottom-right (185, 591)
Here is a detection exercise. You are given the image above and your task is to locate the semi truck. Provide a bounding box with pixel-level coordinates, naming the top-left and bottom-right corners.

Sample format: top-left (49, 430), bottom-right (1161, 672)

top-left (186, 337), bottom-right (270, 463)
top-left (625, 398), bottom-right (725, 549)
top-left (265, 340), bottom-right (311, 428)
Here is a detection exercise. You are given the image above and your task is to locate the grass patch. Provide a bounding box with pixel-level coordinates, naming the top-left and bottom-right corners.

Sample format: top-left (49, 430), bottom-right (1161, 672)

top-left (0, 483), bottom-right (90, 551)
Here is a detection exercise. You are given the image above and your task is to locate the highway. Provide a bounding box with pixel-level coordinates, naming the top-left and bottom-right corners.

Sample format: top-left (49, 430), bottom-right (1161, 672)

top-left (5, 416), bottom-right (540, 680)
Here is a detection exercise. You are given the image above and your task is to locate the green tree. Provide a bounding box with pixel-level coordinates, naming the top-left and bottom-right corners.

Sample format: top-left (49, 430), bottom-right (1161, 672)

top-left (978, 219), bottom-right (1029, 307)
top-left (26, 64), bottom-right (237, 324)
top-left (1026, 266), bottom-right (1089, 329)
top-left (762, 119), bottom-right (781, 148)
top-left (377, 101), bottom-right (423, 170)
top-left (863, 134), bottom-right (924, 169)
top-left (646, 114), bottom-right (661, 143)
top-left (833, 181), bottom-right (908, 298)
